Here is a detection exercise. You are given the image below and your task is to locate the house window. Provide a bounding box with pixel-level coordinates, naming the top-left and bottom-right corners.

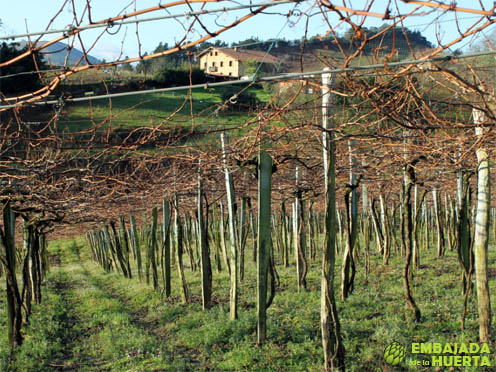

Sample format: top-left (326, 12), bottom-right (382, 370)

top-left (220, 61), bottom-right (224, 67)
top-left (204, 62), bottom-right (207, 68)
top-left (229, 72), bottom-right (232, 76)
top-left (212, 61), bottom-right (216, 66)
top-left (229, 60), bottom-right (233, 67)
top-left (210, 52), bottom-right (213, 56)
top-left (215, 51), bottom-right (218, 56)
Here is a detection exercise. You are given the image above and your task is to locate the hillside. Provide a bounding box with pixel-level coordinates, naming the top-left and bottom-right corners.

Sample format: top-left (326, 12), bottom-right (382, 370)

top-left (15, 40), bottom-right (101, 66)
top-left (232, 25), bottom-right (432, 55)
top-left (198, 26), bottom-right (433, 72)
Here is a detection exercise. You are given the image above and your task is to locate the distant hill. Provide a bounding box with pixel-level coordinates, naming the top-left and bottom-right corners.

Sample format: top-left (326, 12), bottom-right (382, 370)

top-left (197, 26), bottom-right (433, 71)
top-left (15, 40), bottom-right (101, 66)
top-left (226, 26), bottom-right (433, 56)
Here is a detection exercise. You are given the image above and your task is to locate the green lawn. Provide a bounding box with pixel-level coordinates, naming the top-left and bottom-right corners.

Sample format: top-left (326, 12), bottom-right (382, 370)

top-left (1, 231), bottom-right (495, 371)
top-left (59, 88), bottom-right (265, 133)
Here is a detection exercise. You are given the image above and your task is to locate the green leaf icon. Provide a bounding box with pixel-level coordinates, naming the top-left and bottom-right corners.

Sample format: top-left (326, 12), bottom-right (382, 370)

top-left (384, 342), bottom-right (406, 366)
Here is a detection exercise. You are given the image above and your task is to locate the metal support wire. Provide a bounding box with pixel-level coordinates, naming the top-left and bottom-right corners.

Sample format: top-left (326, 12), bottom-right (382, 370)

top-left (2, 49), bottom-right (496, 110)
top-left (0, 0), bottom-right (300, 41)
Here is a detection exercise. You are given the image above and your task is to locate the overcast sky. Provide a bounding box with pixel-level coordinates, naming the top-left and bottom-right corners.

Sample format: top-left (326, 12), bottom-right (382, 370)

top-left (1, 0), bottom-right (495, 61)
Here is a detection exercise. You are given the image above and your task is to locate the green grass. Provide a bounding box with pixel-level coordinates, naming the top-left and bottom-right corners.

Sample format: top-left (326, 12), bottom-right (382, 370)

top-left (57, 86), bottom-right (273, 152)
top-left (59, 87), bottom-right (263, 133)
top-left (1, 231), bottom-right (495, 371)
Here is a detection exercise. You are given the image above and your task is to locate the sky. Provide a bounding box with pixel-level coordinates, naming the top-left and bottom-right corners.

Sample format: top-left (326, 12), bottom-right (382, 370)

top-left (1, 0), bottom-right (495, 61)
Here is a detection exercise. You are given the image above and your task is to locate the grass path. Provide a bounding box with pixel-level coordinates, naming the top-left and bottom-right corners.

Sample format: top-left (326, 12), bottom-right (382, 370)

top-left (3, 236), bottom-right (495, 371)
top-left (39, 272), bottom-right (85, 371)
top-left (10, 243), bottom-right (203, 372)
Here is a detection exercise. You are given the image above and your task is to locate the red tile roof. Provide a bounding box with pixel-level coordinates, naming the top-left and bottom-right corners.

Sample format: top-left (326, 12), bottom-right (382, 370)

top-left (198, 47), bottom-right (278, 65)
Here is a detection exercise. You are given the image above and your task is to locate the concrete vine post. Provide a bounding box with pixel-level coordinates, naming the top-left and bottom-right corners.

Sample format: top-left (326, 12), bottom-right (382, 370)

top-left (472, 108), bottom-right (492, 343)
top-left (321, 68), bottom-right (345, 371)
top-left (221, 133), bottom-right (238, 320)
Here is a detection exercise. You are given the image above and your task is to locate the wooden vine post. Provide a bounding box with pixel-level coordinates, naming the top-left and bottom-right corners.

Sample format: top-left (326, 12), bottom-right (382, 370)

top-left (162, 199), bottom-right (171, 298)
top-left (1, 202), bottom-right (23, 347)
top-left (198, 162), bottom-right (212, 310)
top-left (256, 149), bottom-right (273, 346)
top-left (403, 162), bottom-right (421, 322)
